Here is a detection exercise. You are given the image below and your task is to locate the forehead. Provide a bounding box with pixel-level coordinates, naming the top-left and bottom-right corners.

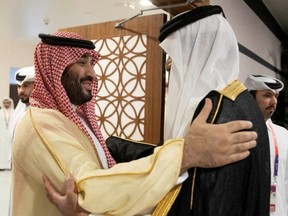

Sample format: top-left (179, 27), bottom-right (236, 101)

top-left (21, 81), bottom-right (34, 86)
top-left (256, 89), bottom-right (278, 96)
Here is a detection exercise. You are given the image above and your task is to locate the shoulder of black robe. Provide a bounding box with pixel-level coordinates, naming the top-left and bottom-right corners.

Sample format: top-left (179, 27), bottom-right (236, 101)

top-left (162, 80), bottom-right (270, 216)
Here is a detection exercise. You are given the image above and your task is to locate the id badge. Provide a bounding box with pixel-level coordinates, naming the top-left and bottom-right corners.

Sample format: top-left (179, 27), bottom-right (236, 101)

top-left (270, 182), bottom-right (277, 212)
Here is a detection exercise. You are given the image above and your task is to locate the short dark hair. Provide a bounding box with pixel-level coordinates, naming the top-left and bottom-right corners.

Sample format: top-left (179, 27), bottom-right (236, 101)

top-left (249, 90), bottom-right (257, 99)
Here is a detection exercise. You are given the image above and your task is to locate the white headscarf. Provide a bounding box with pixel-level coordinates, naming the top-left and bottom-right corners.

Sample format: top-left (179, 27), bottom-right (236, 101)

top-left (14, 66), bottom-right (35, 85)
top-left (244, 74), bottom-right (284, 94)
top-left (160, 12), bottom-right (239, 140)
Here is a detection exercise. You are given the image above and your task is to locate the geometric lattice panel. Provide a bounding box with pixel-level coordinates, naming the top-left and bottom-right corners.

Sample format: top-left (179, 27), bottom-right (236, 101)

top-left (93, 35), bottom-right (147, 141)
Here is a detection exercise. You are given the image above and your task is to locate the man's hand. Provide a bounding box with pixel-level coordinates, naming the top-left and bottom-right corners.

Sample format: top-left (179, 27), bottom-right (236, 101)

top-left (181, 98), bottom-right (257, 171)
top-left (43, 174), bottom-right (89, 216)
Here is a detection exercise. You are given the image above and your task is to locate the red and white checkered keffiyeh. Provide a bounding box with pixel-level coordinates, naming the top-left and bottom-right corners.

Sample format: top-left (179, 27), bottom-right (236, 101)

top-left (30, 31), bottom-right (116, 167)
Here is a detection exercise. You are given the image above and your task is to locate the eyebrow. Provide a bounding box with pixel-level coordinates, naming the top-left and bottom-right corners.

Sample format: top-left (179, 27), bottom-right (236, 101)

top-left (262, 91), bottom-right (277, 96)
top-left (81, 54), bottom-right (91, 59)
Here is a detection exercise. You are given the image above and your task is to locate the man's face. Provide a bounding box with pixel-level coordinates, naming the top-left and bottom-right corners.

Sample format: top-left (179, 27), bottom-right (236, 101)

top-left (17, 81), bottom-right (34, 104)
top-left (61, 54), bottom-right (96, 105)
top-left (254, 90), bottom-right (279, 121)
top-left (3, 100), bottom-right (11, 109)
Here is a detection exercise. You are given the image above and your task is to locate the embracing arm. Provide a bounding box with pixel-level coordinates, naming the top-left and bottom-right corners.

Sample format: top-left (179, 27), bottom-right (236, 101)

top-left (14, 108), bottom-right (184, 215)
top-left (181, 98), bottom-right (257, 172)
top-left (42, 98), bottom-right (257, 215)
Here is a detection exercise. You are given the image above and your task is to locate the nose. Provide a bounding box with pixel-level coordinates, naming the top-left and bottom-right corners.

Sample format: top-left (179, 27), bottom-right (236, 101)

top-left (18, 86), bottom-right (24, 94)
top-left (85, 64), bottom-right (97, 80)
top-left (271, 95), bottom-right (277, 105)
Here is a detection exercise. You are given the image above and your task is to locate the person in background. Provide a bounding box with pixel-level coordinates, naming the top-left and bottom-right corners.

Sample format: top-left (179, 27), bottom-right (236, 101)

top-left (245, 74), bottom-right (288, 216)
top-left (15, 66), bottom-right (35, 105)
top-left (0, 98), bottom-right (14, 170)
top-left (8, 66), bottom-right (35, 165)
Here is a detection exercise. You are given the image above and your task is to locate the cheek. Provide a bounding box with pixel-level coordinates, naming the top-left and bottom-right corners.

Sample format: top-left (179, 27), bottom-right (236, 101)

top-left (259, 102), bottom-right (269, 111)
top-left (28, 88), bottom-right (34, 94)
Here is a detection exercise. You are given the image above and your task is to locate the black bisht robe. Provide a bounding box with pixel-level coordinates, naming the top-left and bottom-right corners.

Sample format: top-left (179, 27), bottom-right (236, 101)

top-left (166, 81), bottom-right (270, 216)
top-left (106, 81), bottom-right (270, 216)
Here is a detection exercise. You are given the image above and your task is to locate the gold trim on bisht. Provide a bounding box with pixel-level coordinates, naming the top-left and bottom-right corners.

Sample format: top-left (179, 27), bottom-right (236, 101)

top-left (152, 184), bottom-right (182, 216)
top-left (218, 80), bottom-right (246, 101)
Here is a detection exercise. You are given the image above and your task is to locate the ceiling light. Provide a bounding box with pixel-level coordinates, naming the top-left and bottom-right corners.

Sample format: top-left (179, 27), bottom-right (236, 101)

top-left (123, 2), bottom-right (136, 10)
top-left (139, 0), bottom-right (153, 6)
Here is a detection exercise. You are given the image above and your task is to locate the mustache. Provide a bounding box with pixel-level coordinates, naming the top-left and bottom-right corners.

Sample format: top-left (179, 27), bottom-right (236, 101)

top-left (267, 105), bottom-right (276, 110)
top-left (80, 76), bottom-right (93, 82)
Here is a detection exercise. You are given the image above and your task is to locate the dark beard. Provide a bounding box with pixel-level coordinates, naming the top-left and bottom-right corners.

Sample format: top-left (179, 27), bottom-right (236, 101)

top-left (20, 97), bottom-right (29, 104)
top-left (61, 70), bottom-right (93, 105)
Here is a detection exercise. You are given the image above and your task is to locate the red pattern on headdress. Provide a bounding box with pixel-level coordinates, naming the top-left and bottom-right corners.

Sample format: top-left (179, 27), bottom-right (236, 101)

top-left (30, 31), bottom-right (116, 167)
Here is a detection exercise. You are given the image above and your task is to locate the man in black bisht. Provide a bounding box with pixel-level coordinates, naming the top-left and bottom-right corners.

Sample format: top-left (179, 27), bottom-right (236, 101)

top-left (157, 5), bottom-right (270, 216)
